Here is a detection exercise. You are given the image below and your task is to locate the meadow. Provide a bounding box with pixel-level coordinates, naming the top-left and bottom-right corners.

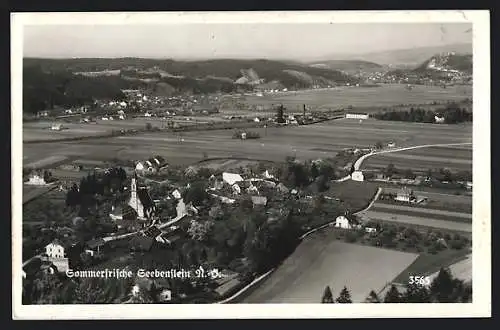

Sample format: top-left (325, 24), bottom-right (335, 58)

top-left (241, 84), bottom-right (472, 111)
top-left (242, 238), bottom-right (419, 303)
top-left (23, 119), bottom-right (473, 169)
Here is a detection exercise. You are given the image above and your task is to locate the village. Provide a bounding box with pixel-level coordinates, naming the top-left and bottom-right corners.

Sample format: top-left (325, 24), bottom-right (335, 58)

top-left (22, 126), bottom-right (473, 304)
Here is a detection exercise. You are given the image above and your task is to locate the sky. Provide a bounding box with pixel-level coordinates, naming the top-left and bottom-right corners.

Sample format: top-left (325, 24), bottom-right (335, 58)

top-left (23, 23), bottom-right (472, 61)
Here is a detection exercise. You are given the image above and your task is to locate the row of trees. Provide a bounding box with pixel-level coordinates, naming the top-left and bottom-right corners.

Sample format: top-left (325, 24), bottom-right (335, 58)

top-left (383, 163), bottom-right (472, 183)
top-left (373, 104), bottom-right (472, 124)
top-left (65, 168), bottom-right (128, 209)
top-left (322, 268), bottom-right (472, 303)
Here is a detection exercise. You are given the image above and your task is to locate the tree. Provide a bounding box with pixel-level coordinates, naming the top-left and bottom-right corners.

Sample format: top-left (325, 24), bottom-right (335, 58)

top-left (145, 122), bottom-right (153, 131)
top-left (366, 290), bottom-right (381, 303)
top-left (183, 181), bottom-right (208, 206)
top-left (430, 267), bottom-right (460, 303)
top-left (403, 283), bottom-right (431, 303)
top-left (276, 104), bottom-right (286, 123)
top-left (375, 141), bottom-right (383, 150)
top-left (384, 285), bottom-right (402, 302)
top-left (322, 285), bottom-right (334, 303)
top-left (385, 163), bottom-right (396, 177)
top-left (336, 286), bottom-right (353, 303)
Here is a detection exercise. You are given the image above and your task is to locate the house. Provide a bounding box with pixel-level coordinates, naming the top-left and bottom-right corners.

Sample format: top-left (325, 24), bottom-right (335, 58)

top-left (172, 189), bottom-right (182, 199)
top-left (44, 239), bottom-right (81, 272)
top-left (144, 112), bottom-right (152, 117)
top-left (85, 238), bottom-right (106, 257)
top-left (387, 142), bottom-right (396, 148)
top-left (246, 184), bottom-right (259, 194)
top-left (434, 114), bottom-right (445, 123)
top-left (129, 235), bottom-right (154, 252)
top-left (222, 172), bottom-right (243, 186)
top-left (263, 170), bottom-right (275, 179)
top-left (351, 171), bottom-right (364, 182)
top-left (45, 240), bottom-right (67, 259)
top-left (144, 225), bottom-right (162, 239)
top-left (232, 184), bottom-right (241, 195)
top-left (334, 215), bottom-right (353, 229)
top-left (365, 227), bottom-right (377, 233)
top-left (251, 196), bottom-right (268, 208)
top-left (395, 187), bottom-right (416, 203)
top-left (26, 173), bottom-right (47, 186)
top-left (109, 204), bottom-right (138, 222)
top-left (51, 123), bottom-right (62, 131)
top-left (135, 161), bottom-right (145, 172)
top-left (345, 113), bottom-right (369, 120)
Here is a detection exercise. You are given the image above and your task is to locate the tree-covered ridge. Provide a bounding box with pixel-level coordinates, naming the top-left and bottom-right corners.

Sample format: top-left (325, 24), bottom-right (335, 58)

top-left (23, 65), bottom-right (127, 114)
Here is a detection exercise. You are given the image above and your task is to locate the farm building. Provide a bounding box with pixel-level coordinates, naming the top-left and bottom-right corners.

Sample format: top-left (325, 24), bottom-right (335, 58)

top-left (85, 238), bottom-right (106, 257)
top-left (351, 171), bottom-right (364, 182)
top-left (395, 187), bottom-right (416, 203)
top-left (434, 114), bottom-right (445, 123)
top-left (345, 113), bottom-right (369, 120)
top-left (26, 173), bottom-right (47, 186)
top-left (223, 172), bottom-right (244, 186)
top-left (334, 215), bottom-right (353, 229)
top-left (51, 123), bottom-right (62, 131)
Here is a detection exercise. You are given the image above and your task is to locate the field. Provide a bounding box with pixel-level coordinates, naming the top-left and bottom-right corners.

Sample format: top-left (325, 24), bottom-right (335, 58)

top-left (428, 253), bottom-right (472, 282)
top-left (362, 144), bottom-right (473, 173)
top-left (392, 250), bottom-right (471, 284)
top-left (326, 180), bottom-right (379, 212)
top-left (357, 195), bottom-right (472, 233)
top-left (23, 117), bottom-right (226, 142)
top-left (242, 235), bottom-right (419, 303)
top-left (23, 119), bottom-right (472, 169)
top-left (241, 84), bottom-right (472, 111)
top-left (22, 184), bottom-right (56, 204)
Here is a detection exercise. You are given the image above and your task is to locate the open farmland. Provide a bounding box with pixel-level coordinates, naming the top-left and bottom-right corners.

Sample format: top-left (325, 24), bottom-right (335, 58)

top-left (242, 236), bottom-right (418, 303)
top-left (362, 144), bottom-right (472, 173)
top-left (241, 84), bottom-right (471, 111)
top-left (358, 209), bottom-right (472, 233)
top-left (23, 118), bottom-right (472, 169)
top-left (428, 253), bottom-right (472, 282)
top-left (23, 117), bottom-right (222, 142)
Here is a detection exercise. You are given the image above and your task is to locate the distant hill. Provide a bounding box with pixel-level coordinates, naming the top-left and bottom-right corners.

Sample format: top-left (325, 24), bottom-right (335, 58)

top-left (308, 60), bottom-right (383, 72)
top-left (24, 58), bottom-right (358, 92)
top-left (318, 43), bottom-right (472, 67)
top-left (414, 53), bottom-right (472, 74)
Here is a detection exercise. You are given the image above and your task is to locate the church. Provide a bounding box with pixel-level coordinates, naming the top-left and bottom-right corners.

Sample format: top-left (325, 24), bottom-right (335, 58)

top-left (109, 174), bottom-right (156, 226)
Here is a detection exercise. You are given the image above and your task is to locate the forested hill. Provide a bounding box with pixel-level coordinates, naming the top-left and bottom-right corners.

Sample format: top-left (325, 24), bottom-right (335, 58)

top-left (24, 58), bottom-right (357, 89)
top-left (23, 65), bottom-right (127, 114)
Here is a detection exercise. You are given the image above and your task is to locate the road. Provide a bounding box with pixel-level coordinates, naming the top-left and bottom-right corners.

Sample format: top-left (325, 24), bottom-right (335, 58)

top-left (354, 142), bottom-right (473, 171)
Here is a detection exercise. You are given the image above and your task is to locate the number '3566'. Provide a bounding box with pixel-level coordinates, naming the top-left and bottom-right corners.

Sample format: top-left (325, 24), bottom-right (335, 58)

top-left (409, 276), bottom-right (431, 286)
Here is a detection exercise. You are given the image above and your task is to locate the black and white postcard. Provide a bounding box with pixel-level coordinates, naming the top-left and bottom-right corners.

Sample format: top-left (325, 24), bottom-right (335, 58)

top-left (11, 10), bottom-right (491, 319)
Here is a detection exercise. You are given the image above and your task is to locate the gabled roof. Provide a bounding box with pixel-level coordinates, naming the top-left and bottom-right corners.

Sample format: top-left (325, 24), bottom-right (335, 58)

top-left (144, 226), bottom-right (162, 238)
top-left (86, 238), bottom-right (106, 249)
top-left (223, 172), bottom-right (243, 185)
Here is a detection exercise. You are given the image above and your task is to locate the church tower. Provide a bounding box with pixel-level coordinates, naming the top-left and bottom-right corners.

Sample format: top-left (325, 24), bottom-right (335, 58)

top-left (128, 173), bottom-right (144, 219)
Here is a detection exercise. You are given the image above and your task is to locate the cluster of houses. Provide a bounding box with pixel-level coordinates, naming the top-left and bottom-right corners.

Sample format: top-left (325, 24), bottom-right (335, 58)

top-left (134, 155), bottom-right (167, 175)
